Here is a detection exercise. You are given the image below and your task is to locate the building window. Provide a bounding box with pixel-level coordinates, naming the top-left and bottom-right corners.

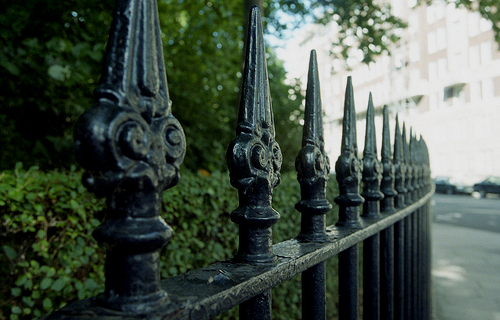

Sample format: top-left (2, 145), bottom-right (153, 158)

top-left (480, 17), bottom-right (492, 33)
top-left (494, 76), bottom-right (500, 96)
top-left (408, 14), bottom-right (419, 34)
top-left (427, 3), bottom-right (445, 24)
top-left (429, 92), bottom-right (439, 110)
top-left (427, 31), bottom-right (437, 53)
top-left (480, 42), bottom-right (492, 65)
top-left (437, 27), bottom-right (447, 51)
top-left (469, 81), bottom-right (482, 101)
top-left (409, 42), bottom-right (420, 62)
top-left (482, 78), bottom-right (493, 98)
top-left (443, 84), bottom-right (465, 106)
top-left (428, 61), bottom-right (438, 80)
top-left (426, 28), bottom-right (447, 53)
top-left (469, 45), bottom-right (480, 69)
top-left (468, 12), bottom-right (480, 37)
top-left (409, 68), bottom-right (420, 84)
top-left (437, 58), bottom-right (447, 78)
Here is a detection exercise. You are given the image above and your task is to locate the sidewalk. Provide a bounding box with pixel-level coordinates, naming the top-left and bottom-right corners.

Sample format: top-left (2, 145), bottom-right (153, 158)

top-left (432, 223), bottom-right (500, 320)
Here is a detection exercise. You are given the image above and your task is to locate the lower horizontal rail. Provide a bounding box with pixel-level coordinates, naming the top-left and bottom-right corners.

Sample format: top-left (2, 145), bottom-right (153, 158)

top-left (45, 188), bottom-right (434, 320)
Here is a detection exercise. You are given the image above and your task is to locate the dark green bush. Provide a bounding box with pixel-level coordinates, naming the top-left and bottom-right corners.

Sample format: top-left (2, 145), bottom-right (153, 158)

top-left (1, 165), bottom-right (339, 320)
top-left (0, 164), bottom-right (105, 320)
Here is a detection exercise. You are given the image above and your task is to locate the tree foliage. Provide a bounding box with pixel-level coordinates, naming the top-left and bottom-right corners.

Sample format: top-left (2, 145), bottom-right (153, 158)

top-left (2, 0), bottom-right (498, 172)
top-left (0, 0), bottom-right (304, 173)
top-left (0, 0), bottom-right (113, 169)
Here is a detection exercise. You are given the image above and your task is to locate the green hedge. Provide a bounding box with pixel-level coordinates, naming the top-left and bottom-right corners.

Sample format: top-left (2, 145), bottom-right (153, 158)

top-left (0, 165), bottom-right (340, 320)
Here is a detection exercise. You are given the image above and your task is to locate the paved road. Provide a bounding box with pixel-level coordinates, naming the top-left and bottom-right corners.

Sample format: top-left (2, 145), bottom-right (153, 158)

top-left (432, 194), bottom-right (500, 233)
top-left (431, 194), bottom-right (500, 320)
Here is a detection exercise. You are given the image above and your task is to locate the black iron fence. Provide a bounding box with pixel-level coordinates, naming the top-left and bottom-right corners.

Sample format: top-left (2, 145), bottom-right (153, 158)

top-left (44, 1), bottom-right (433, 319)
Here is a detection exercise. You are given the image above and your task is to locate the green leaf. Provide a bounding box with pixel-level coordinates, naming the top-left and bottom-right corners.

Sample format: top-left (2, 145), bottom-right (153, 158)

top-left (42, 297), bottom-right (53, 311)
top-left (11, 306), bottom-right (22, 314)
top-left (11, 287), bottom-right (22, 297)
top-left (83, 278), bottom-right (99, 291)
top-left (0, 60), bottom-right (20, 75)
top-left (46, 267), bottom-right (56, 278)
top-left (37, 229), bottom-right (46, 239)
top-left (40, 277), bottom-right (53, 290)
top-left (47, 64), bottom-right (71, 81)
top-left (3, 245), bottom-right (17, 260)
top-left (21, 296), bottom-right (34, 307)
top-left (51, 278), bottom-right (66, 292)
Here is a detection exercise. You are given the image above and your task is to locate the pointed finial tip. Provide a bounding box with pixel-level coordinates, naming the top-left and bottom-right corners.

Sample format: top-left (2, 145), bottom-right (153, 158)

top-left (249, 5), bottom-right (262, 23)
top-left (309, 50), bottom-right (318, 65)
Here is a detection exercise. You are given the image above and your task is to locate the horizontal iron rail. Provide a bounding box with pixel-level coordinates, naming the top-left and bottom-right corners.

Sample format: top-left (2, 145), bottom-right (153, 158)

top-left (46, 186), bottom-right (434, 320)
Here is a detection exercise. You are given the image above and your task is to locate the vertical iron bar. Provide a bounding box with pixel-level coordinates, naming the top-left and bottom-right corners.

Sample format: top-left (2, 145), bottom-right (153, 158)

top-left (424, 139), bottom-right (432, 320)
top-left (302, 263), bottom-right (327, 319)
top-left (413, 206), bottom-right (419, 319)
top-left (419, 138), bottom-right (425, 319)
top-left (74, 0), bottom-right (185, 312)
top-left (393, 115), bottom-right (406, 209)
top-left (335, 76), bottom-right (364, 320)
top-left (380, 105), bottom-right (397, 213)
top-left (240, 290), bottom-right (272, 320)
top-left (393, 116), bottom-right (406, 320)
top-left (380, 105), bottom-right (396, 320)
top-left (402, 123), bottom-right (412, 319)
top-left (364, 235), bottom-right (380, 320)
top-left (227, 7), bottom-right (281, 320)
top-left (426, 199), bottom-right (433, 320)
top-left (404, 214), bottom-right (412, 320)
top-left (361, 93), bottom-right (383, 320)
top-left (295, 50), bottom-right (332, 320)
top-left (339, 246), bottom-right (359, 320)
top-left (410, 133), bottom-right (419, 319)
top-left (380, 225), bottom-right (395, 320)
top-left (403, 123), bottom-right (413, 206)
top-left (394, 219), bottom-right (405, 320)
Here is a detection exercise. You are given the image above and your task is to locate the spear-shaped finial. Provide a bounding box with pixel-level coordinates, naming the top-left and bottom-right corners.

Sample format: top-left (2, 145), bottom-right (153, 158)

top-left (417, 135), bottom-right (425, 197)
top-left (295, 50), bottom-right (332, 241)
top-left (402, 123), bottom-right (413, 204)
top-left (73, 0), bottom-right (186, 312)
top-left (393, 115), bottom-right (406, 208)
top-left (361, 93), bottom-right (383, 218)
top-left (422, 138), bottom-right (431, 192)
top-left (227, 6), bottom-right (282, 265)
top-left (380, 105), bottom-right (397, 213)
top-left (236, 6), bottom-right (274, 137)
top-left (335, 76), bottom-right (364, 228)
top-left (409, 131), bottom-right (419, 199)
top-left (302, 50), bottom-right (324, 148)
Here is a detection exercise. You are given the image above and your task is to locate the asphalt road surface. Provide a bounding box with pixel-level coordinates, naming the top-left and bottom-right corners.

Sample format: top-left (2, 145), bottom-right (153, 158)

top-left (432, 193), bottom-right (500, 233)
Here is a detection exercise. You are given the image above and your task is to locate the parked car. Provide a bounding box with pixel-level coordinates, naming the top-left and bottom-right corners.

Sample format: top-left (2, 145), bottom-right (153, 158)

top-left (433, 176), bottom-right (456, 194)
top-left (473, 176), bottom-right (500, 198)
top-left (433, 176), bottom-right (473, 194)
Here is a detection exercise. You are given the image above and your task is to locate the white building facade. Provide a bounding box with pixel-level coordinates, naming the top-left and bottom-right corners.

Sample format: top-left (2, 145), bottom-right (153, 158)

top-left (281, 1), bottom-right (500, 185)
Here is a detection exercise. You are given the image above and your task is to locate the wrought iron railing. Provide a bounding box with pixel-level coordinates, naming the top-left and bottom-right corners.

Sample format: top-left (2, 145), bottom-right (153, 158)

top-left (44, 1), bottom-right (433, 319)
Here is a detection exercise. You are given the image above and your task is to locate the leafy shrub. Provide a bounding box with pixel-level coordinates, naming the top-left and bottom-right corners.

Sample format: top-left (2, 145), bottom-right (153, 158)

top-left (1, 165), bottom-right (339, 320)
top-left (0, 164), bottom-right (105, 320)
